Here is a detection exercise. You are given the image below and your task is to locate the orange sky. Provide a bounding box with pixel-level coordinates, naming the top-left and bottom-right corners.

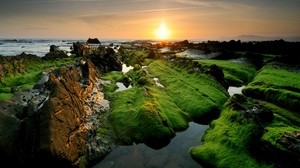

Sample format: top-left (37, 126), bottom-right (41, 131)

top-left (0, 0), bottom-right (299, 40)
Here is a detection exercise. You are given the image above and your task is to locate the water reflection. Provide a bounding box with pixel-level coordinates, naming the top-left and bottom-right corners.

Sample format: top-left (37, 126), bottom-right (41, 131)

top-left (122, 64), bottom-right (133, 73)
top-left (176, 49), bottom-right (219, 59)
top-left (93, 122), bottom-right (208, 168)
top-left (228, 86), bottom-right (245, 96)
top-left (115, 82), bottom-right (132, 92)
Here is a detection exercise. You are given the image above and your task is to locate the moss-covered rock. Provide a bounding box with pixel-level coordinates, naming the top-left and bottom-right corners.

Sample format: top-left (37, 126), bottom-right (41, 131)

top-left (196, 59), bottom-right (257, 87)
top-left (148, 60), bottom-right (229, 123)
top-left (107, 59), bottom-right (229, 150)
top-left (190, 94), bottom-right (274, 168)
top-left (108, 86), bottom-right (189, 149)
top-left (242, 64), bottom-right (300, 111)
top-left (190, 61), bottom-right (300, 168)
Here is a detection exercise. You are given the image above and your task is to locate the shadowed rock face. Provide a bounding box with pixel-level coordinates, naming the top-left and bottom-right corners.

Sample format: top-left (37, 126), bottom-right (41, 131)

top-left (227, 94), bottom-right (274, 124)
top-left (259, 131), bottom-right (300, 167)
top-left (90, 47), bottom-right (122, 73)
top-left (0, 58), bottom-right (114, 167)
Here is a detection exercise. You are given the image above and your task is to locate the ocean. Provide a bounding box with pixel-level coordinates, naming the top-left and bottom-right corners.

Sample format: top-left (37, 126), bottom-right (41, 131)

top-left (0, 38), bottom-right (126, 57)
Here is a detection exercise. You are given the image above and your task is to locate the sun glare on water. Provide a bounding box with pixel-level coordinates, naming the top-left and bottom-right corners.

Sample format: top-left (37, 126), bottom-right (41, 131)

top-left (155, 22), bottom-right (170, 40)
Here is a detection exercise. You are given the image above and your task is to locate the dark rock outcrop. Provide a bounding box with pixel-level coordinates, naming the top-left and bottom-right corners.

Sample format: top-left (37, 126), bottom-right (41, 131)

top-left (0, 58), bottom-right (115, 167)
top-left (87, 38), bottom-right (101, 44)
top-left (227, 94), bottom-right (274, 124)
top-left (259, 131), bottom-right (300, 167)
top-left (43, 45), bottom-right (69, 60)
top-left (206, 64), bottom-right (228, 90)
top-left (90, 47), bottom-right (122, 73)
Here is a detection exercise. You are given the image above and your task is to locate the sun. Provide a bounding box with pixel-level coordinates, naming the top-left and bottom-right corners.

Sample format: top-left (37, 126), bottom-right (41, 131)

top-left (155, 22), bottom-right (170, 40)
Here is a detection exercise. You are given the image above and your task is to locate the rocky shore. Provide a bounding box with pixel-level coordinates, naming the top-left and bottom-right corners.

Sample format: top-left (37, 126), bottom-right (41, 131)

top-left (1, 39), bottom-right (300, 168)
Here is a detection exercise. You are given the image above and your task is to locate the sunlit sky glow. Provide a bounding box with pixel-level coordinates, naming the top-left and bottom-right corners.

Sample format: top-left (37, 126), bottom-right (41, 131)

top-left (0, 0), bottom-right (299, 40)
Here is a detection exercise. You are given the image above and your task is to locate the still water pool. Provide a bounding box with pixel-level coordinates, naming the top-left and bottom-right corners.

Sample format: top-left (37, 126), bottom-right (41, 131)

top-left (93, 122), bottom-right (208, 168)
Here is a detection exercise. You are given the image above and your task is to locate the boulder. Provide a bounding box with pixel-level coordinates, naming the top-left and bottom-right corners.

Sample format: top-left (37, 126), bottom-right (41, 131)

top-left (49, 45), bottom-right (60, 52)
top-left (43, 45), bottom-right (68, 60)
top-left (90, 47), bottom-right (122, 73)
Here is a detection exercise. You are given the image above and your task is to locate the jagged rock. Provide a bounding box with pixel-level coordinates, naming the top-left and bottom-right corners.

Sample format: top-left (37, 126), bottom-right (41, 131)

top-left (71, 42), bottom-right (91, 57)
top-left (0, 58), bottom-right (115, 167)
top-left (35, 60), bottom-right (99, 164)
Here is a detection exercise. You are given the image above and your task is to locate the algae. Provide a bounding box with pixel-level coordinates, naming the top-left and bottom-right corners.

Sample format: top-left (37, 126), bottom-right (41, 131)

top-left (197, 59), bottom-right (256, 86)
top-left (243, 64), bottom-right (300, 111)
top-left (190, 95), bottom-right (274, 168)
top-left (148, 60), bottom-right (229, 123)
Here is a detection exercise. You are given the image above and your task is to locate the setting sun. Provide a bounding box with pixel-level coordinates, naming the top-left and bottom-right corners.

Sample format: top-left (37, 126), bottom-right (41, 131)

top-left (155, 22), bottom-right (170, 40)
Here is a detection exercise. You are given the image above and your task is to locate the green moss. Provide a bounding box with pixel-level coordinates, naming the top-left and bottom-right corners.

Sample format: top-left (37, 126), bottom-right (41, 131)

top-left (101, 71), bottom-right (124, 82)
top-left (190, 142), bottom-right (270, 168)
top-left (197, 59), bottom-right (256, 86)
top-left (190, 96), bottom-right (273, 168)
top-left (108, 86), bottom-right (189, 145)
top-left (0, 93), bottom-right (13, 101)
top-left (243, 65), bottom-right (300, 111)
top-left (117, 48), bottom-right (148, 66)
top-left (148, 60), bottom-right (229, 122)
top-left (262, 122), bottom-right (298, 150)
top-left (126, 68), bottom-right (154, 87)
top-left (0, 71), bottom-right (42, 93)
top-left (258, 101), bottom-right (300, 150)
top-left (261, 101), bottom-right (300, 127)
top-left (78, 156), bottom-right (88, 168)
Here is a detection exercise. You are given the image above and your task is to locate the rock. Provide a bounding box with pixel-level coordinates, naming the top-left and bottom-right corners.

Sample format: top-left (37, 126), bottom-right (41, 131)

top-left (0, 58), bottom-right (116, 167)
top-left (90, 47), bottom-right (122, 73)
top-left (206, 64), bottom-right (228, 89)
top-left (0, 53), bottom-right (43, 80)
top-left (278, 132), bottom-right (300, 155)
top-left (87, 38), bottom-right (101, 44)
top-left (260, 131), bottom-right (300, 167)
top-left (71, 42), bottom-right (91, 57)
top-left (227, 94), bottom-right (274, 124)
top-left (43, 45), bottom-right (68, 60)
top-left (49, 45), bottom-right (60, 52)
